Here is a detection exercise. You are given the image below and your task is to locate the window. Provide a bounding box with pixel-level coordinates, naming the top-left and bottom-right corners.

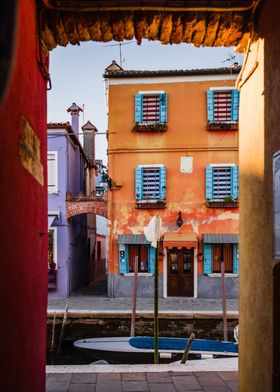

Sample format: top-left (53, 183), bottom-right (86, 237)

top-left (47, 152), bottom-right (58, 194)
top-left (134, 92), bottom-right (168, 131)
top-left (203, 243), bottom-right (239, 275)
top-left (128, 244), bottom-right (149, 273)
top-left (135, 165), bottom-right (166, 206)
top-left (118, 242), bottom-right (155, 274)
top-left (206, 165), bottom-right (239, 201)
top-left (207, 88), bottom-right (240, 130)
top-left (48, 228), bottom-right (57, 290)
top-left (97, 241), bottom-right (101, 259)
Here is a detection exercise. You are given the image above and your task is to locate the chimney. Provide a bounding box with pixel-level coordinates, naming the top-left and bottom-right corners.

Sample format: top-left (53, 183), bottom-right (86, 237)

top-left (67, 103), bottom-right (83, 135)
top-left (82, 121), bottom-right (98, 167)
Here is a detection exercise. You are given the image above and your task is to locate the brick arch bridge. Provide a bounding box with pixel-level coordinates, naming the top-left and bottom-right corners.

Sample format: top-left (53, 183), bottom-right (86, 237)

top-left (66, 194), bottom-right (108, 219)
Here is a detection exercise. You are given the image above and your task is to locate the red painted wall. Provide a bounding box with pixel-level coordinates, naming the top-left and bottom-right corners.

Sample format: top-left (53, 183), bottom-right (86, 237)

top-left (0, 1), bottom-right (48, 391)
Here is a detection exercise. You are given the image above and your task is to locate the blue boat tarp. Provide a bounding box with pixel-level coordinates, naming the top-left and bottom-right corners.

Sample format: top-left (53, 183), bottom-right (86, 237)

top-left (129, 337), bottom-right (238, 354)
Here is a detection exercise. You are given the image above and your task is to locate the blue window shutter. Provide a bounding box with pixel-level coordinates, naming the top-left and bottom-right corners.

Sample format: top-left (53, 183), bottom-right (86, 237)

top-left (159, 93), bottom-right (168, 123)
top-left (159, 166), bottom-right (167, 200)
top-left (135, 94), bottom-right (143, 123)
top-left (203, 244), bottom-right (213, 274)
top-left (119, 245), bottom-right (129, 274)
top-left (207, 90), bottom-right (215, 122)
top-left (148, 246), bottom-right (155, 273)
top-left (135, 167), bottom-right (143, 200)
top-left (230, 166), bottom-right (239, 200)
top-left (233, 244), bottom-right (239, 274)
top-left (205, 166), bottom-right (214, 200)
top-left (231, 89), bottom-right (240, 121)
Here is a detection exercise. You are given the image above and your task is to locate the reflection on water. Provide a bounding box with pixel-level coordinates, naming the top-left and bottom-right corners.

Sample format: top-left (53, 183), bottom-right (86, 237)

top-left (47, 341), bottom-right (95, 365)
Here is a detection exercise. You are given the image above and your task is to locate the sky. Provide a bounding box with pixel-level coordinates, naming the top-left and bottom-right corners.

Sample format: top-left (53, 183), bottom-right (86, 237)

top-left (47, 40), bottom-right (243, 165)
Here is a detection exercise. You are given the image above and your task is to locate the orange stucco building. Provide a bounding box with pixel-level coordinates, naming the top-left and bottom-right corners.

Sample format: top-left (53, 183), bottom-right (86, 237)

top-left (105, 62), bottom-right (240, 298)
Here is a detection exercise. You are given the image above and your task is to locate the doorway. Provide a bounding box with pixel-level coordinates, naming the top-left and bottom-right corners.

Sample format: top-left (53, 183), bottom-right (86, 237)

top-left (167, 247), bottom-right (194, 297)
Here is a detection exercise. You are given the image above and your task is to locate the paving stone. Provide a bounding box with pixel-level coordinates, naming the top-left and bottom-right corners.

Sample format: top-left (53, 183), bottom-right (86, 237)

top-left (46, 381), bottom-right (70, 391)
top-left (71, 373), bottom-right (97, 383)
top-left (47, 373), bottom-right (73, 382)
top-left (68, 384), bottom-right (96, 392)
top-left (122, 380), bottom-right (149, 391)
top-left (97, 372), bottom-right (121, 381)
top-left (224, 380), bottom-right (238, 392)
top-left (171, 375), bottom-right (202, 390)
top-left (218, 372), bottom-right (238, 381)
top-left (148, 383), bottom-right (176, 392)
top-left (195, 375), bottom-right (225, 387)
top-left (122, 373), bottom-right (146, 381)
top-left (146, 372), bottom-right (172, 383)
top-left (202, 386), bottom-right (231, 392)
top-left (96, 380), bottom-right (122, 392)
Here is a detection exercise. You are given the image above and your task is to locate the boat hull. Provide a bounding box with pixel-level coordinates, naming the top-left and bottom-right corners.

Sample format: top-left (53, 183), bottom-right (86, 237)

top-left (74, 336), bottom-right (237, 364)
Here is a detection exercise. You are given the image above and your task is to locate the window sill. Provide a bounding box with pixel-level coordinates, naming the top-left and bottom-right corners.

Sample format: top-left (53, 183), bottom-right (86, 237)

top-left (132, 123), bottom-right (168, 132)
top-left (207, 121), bottom-right (238, 131)
top-left (123, 273), bottom-right (154, 277)
top-left (135, 200), bottom-right (166, 209)
top-left (207, 273), bottom-right (239, 278)
top-left (206, 200), bottom-right (239, 208)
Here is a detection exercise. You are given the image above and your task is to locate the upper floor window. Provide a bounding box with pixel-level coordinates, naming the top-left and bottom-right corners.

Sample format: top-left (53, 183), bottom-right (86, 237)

top-left (135, 165), bottom-right (166, 209)
top-left (207, 88), bottom-right (240, 130)
top-left (47, 152), bottom-right (58, 194)
top-left (206, 164), bottom-right (239, 203)
top-left (133, 91), bottom-right (168, 132)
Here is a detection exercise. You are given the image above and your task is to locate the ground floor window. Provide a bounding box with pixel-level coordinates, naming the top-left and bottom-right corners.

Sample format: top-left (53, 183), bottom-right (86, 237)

top-left (212, 243), bottom-right (233, 273)
top-left (128, 244), bottom-right (149, 273)
top-left (48, 229), bottom-right (57, 290)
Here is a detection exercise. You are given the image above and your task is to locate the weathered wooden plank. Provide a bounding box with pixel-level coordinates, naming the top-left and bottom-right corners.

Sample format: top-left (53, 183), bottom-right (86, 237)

top-left (160, 13), bottom-right (173, 44)
top-left (146, 12), bottom-right (162, 41)
top-left (76, 14), bottom-right (91, 42)
top-left (112, 12), bottom-right (125, 41)
top-left (182, 13), bottom-right (197, 43)
top-left (170, 14), bottom-right (184, 44)
top-left (192, 14), bottom-right (207, 47)
top-left (223, 13), bottom-right (246, 46)
top-left (62, 13), bottom-right (80, 45)
top-left (100, 13), bottom-right (113, 42)
top-left (203, 13), bottom-right (221, 47)
top-left (123, 12), bottom-right (135, 40)
top-left (50, 14), bottom-right (68, 46)
top-left (41, 13), bottom-right (57, 50)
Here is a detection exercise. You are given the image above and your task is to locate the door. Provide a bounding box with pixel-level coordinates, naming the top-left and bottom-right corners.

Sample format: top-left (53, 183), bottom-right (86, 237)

top-left (167, 247), bottom-right (194, 296)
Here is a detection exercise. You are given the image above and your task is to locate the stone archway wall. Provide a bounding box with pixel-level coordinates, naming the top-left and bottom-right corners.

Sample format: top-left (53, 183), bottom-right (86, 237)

top-left (66, 196), bottom-right (108, 219)
top-left (39, 1), bottom-right (256, 52)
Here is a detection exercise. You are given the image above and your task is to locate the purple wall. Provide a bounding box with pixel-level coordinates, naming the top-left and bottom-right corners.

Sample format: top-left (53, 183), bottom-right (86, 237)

top-left (48, 129), bottom-right (88, 298)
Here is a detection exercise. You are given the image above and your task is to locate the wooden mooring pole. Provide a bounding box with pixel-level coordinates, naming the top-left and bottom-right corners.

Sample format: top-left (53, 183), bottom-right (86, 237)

top-left (57, 299), bottom-right (69, 354)
top-left (220, 245), bottom-right (228, 341)
top-left (50, 311), bottom-right (56, 352)
top-left (181, 333), bottom-right (195, 364)
top-left (130, 256), bottom-right (138, 337)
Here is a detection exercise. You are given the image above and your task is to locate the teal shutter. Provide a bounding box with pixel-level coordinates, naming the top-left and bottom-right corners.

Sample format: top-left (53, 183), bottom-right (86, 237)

top-left (233, 244), bottom-right (239, 274)
top-left (135, 94), bottom-right (143, 123)
top-left (135, 167), bottom-right (143, 200)
top-left (148, 246), bottom-right (155, 273)
top-left (230, 166), bottom-right (239, 200)
top-left (231, 89), bottom-right (240, 121)
top-left (207, 90), bottom-right (215, 122)
top-left (203, 244), bottom-right (213, 274)
top-left (206, 166), bottom-right (214, 200)
top-left (119, 245), bottom-right (129, 274)
top-left (159, 166), bottom-right (167, 200)
top-left (159, 93), bottom-right (168, 123)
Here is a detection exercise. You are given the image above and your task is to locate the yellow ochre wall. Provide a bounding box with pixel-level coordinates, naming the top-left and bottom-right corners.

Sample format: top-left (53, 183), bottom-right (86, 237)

top-left (107, 77), bottom-right (239, 276)
top-left (238, 0), bottom-right (280, 390)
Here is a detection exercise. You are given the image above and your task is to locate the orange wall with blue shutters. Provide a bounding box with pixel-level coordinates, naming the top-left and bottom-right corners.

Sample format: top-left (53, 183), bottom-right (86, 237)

top-left (107, 76), bottom-right (239, 276)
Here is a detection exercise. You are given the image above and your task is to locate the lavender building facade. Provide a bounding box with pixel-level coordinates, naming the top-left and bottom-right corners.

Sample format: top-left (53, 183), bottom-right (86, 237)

top-left (47, 104), bottom-right (95, 298)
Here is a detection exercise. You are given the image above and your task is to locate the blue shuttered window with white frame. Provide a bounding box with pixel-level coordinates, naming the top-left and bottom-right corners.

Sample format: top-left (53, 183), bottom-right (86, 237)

top-left (205, 165), bottom-right (239, 201)
top-left (135, 92), bottom-right (168, 124)
top-left (207, 89), bottom-right (240, 124)
top-left (135, 165), bottom-right (166, 201)
top-left (203, 244), bottom-right (239, 274)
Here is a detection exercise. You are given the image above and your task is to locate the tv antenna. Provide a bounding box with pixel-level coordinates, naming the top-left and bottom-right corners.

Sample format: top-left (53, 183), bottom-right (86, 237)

top-left (222, 53), bottom-right (236, 63)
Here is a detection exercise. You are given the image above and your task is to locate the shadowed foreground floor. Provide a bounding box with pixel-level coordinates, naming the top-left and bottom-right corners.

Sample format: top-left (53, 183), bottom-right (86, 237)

top-left (46, 370), bottom-right (237, 391)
